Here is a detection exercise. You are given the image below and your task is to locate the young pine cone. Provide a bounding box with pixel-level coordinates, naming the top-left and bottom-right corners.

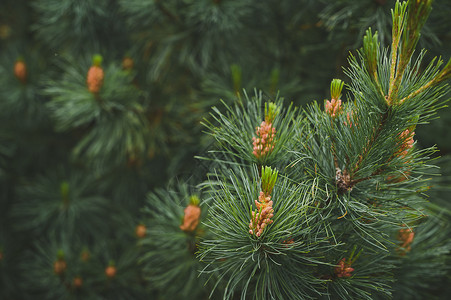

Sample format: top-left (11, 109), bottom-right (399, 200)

top-left (334, 258), bottom-right (354, 278)
top-left (14, 59), bottom-right (27, 83)
top-left (252, 121), bottom-right (276, 159)
top-left (86, 65), bottom-right (104, 93)
top-left (180, 204), bottom-right (201, 232)
top-left (325, 98), bottom-right (342, 118)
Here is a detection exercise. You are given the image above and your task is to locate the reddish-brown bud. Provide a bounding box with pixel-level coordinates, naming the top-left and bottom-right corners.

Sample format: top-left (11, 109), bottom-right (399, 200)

top-left (135, 224), bottom-right (146, 238)
top-left (105, 265), bottom-right (117, 278)
top-left (14, 60), bottom-right (27, 83)
top-left (252, 121), bottom-right (276, 159)
top-left (282, 238), bottom-right (294, 247)
top-left (249, 192), bottom-right (274, 237)
top-left (86, 65), bottom-right (104, 93)
top-left (73, 276), bottom-right (83, 288)
top-left (53, 259), bottom-right (67, 275)
top-left (396, 129), bottom-right (414, 157)
top-left (325, 98), bottom-right (342, 118)
top-left (180, 204), bottom-right (201, 232)
top-left (334, 258), bottom-right (354, 278)
top-left (397, 227), bottom-right (414, 254)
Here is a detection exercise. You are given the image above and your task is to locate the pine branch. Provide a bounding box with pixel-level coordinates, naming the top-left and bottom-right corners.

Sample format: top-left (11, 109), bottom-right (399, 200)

top-left (387, 1), bottom-right (408, 104)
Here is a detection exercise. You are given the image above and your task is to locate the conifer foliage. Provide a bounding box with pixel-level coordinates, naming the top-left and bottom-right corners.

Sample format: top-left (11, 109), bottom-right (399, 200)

top-left (1, 0), bottom-right (451, 299)
top-left (196, 0), bottom-right (451, 298)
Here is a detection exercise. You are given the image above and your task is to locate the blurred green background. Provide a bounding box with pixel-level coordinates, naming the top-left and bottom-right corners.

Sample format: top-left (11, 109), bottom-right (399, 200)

top-left (0, 0), bottom-right (450, 299)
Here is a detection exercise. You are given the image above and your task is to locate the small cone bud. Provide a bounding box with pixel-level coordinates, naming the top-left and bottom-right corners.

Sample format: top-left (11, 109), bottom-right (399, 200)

top-left (397, 226), bottom-right (415, 254)
top-left (87, 54), bottom-right (104, 93)
top-left (325, 98), bottom-right (342, 118)
top-left (54, 249), bottom-right (67, 275)
top-left (249, 192), bottom-right (274, 237)
top-left (249, 168), bottom-right (278, 237)
top-left (105, 265), bottom-right (117, 278)
top-left (53, 259), bottom-right (67, 275)
top-left (87, 65), bottom-right (104, 93)
top-left (73, 276), bottom-right (83, 288)
top-left (334, 258), bottom-right (354, 278)
top-left (135, 224), bottom-right (146, 238)
top-left (251, 102), bottom-right (279, 160)
top-left (252, 121), bottom-right (276, 159)
top-left (14, 59), bottom-right (27, 83)
top-left (180, 203), bottom-right (201, 232)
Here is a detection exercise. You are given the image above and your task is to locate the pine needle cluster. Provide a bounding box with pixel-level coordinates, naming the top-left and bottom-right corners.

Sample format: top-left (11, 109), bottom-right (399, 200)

top-left (193, 1), bottom-right (451, 298)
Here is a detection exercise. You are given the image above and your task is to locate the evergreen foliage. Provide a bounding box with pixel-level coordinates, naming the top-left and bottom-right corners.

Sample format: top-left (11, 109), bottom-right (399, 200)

top-left (0, 0), bottom-right (450, 299)
top-left (139, 184), bottom-right (214, 299)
